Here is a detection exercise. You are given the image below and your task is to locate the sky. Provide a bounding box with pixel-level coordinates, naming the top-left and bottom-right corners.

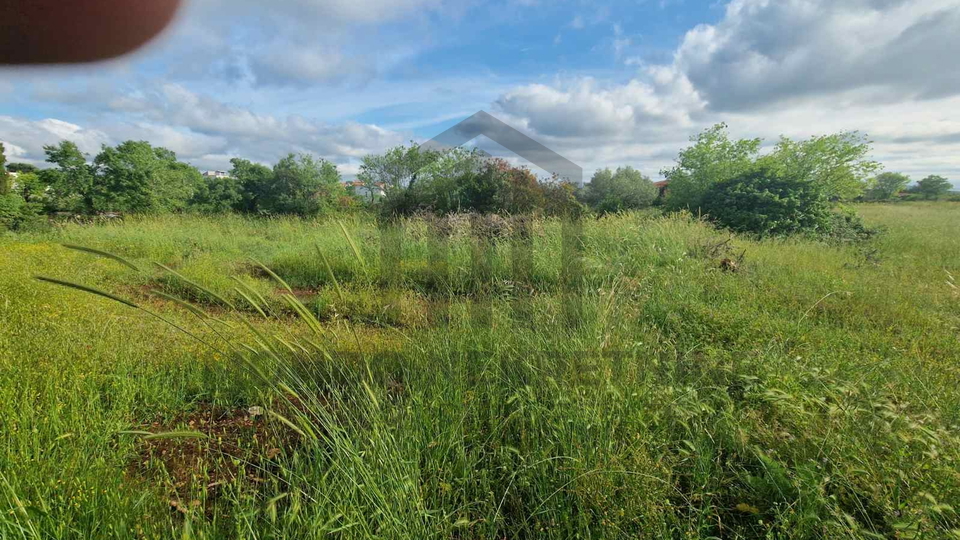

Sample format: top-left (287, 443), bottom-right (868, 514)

top-left (2, 0), bottom-right (960, 185)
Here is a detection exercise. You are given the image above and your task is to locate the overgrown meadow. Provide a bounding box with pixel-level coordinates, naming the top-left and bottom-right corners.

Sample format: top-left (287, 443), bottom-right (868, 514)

top-left (1, 203), bottom-right (959, 539)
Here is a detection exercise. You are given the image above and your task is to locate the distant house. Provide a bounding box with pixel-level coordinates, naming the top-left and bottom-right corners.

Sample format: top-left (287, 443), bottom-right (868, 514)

top-left (345, 180), bottom-right (386, 201)
top-left (202, 170), bottom-right (230, 179)
top-left (653, 180), bottom-right (670, 198)
top-left (6, 171), bottom-right (19, 192)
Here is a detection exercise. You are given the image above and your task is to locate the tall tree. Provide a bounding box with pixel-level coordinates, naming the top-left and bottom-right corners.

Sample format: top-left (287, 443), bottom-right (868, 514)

top-left (92, 141), bottom-right (201, 213)
top-left (262, 154), bottom-right (344, 216)
top-left (358, 144), bottom-right (442, 194)
top-left (44, 141), bottom-right (96, 212)
top-left (917, 174), bottom-right (952, 200)
top-left (229, 158), bottom-right (274, 213)
top-left (869, 172), bottom-right (910, 200)
top-left (662, 123), bottom-right (762, 211)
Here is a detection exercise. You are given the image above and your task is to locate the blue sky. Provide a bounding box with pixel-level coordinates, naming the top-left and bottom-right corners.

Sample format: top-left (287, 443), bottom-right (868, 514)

top-left (2, 0), bottom-right (960, 185)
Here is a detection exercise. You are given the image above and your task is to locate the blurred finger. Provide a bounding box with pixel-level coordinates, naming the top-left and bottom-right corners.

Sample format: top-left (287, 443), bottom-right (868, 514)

top-left (0, 0), bottom-right (182, 64)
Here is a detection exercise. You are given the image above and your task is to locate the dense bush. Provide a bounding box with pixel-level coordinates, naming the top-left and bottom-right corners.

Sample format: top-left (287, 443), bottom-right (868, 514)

top-left (820, 206), bottom-right (883, 243)
top-left (701, 164), bottom-right (832, 237)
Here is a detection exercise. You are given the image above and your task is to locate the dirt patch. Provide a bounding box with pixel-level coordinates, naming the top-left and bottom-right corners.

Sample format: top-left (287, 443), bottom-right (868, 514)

top-left (127, 403), bottom-right (299, 514)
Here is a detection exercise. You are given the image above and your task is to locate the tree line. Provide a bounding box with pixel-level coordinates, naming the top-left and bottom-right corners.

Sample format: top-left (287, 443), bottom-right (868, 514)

top-left (1, 125), bottom-right (955, 236)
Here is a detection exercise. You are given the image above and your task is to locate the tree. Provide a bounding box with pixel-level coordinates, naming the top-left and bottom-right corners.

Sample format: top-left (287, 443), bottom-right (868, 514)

top-left (190, 174), bottom-right (243, 213)
top-left (498, 164), bottom-right (545, 214)
top-left (44, 141), bottom-right (96, 212)
top-left (6, 163), bottom-right (39, 174)
top-left (917, 174), bottom-right (952, 200)
top-left (373, 146), bottom-right (486, 216)
top-left (12, 172), bottom-right (44, 202)
top-left (0, 145), bottom-right (43, 231)
top-left (765, 132), bottom-right (880, 200)
top-left (583, 166), bottom-right (657, 214)
top-left (260, 154), bottom-right (344, 216)
top-left (0, 192), bottom-right (24, 229)
top-left (92, 141), bottom-right (201, 213)
top-left (229, 158), bottom-right (274, 213)
top-left (0, 142), bottom-right (8, 195)
top-left (701, 163), bottom-right (832, 237)
top-left (153, 151), bottom-right (203, 212)
top-left (868, 172), bottom-right (910, 200)
top-left (358, 144), bottom-right (442, 196)
top-left (662, 123), bottom-right (762, 211)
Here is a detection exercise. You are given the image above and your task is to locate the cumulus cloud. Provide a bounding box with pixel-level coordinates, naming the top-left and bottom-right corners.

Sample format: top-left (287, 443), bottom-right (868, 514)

top-left (491, 0), bottom-right (960, 182)
top-left (0, 117), bottom-right (111, 165)
top-left (158, 0), bottom-right (463, 87)
top-left (495, 69), bottom-right (704, 141)
top-left (673, 0), bottom-right (960, 111)
top-left (247, 45), bottom-right (375, 87)
top-left (1, 84), bottom-right (408, 173)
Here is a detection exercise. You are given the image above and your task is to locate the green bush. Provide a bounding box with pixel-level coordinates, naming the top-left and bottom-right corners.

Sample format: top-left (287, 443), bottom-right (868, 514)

top-left (701, 164), bottom-right (832, 237)
top-left (380, 158), bottom-right (584, 218)
top-left (820, 207), bottom-right (882, 243)
top-left (0, 193), bottom-right (45, 231)
top-left (0, 193), bottom-right (24, 229)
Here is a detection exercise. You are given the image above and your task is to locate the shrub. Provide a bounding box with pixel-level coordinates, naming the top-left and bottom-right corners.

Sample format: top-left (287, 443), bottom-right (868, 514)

top-left (379, 157), bottom-right (584, 218)
top-left (0, 193), bottom-right (24, 229)
top-left (701, 164), bottom-right (832, 237)
top-left (0, 193), bottom-right (45, 231)
top-left (820, 207), bottom-right (882, 243)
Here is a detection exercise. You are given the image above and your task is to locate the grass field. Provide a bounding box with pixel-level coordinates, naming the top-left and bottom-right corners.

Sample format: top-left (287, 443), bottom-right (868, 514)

top-left (1, 203), bottom-right (959, 539)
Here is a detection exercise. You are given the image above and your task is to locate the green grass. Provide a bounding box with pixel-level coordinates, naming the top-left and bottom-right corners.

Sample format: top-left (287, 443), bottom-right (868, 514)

top-left (1, 203), bottom-right (959, 538)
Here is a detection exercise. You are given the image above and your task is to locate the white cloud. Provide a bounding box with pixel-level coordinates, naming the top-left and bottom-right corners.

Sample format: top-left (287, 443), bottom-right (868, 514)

top-left (673, 0), bottom-right (960, 111)
top-left (0, 116), bottom-right (111, 165)
top-left (495, 68), bottom-right (704, 140)
top-left (0, 85), bottom-right (408, 173)
top-left (491, 0), bottom-right (960, 183)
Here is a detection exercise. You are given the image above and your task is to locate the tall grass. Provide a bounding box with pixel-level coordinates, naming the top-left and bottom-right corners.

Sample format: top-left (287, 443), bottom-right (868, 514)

top-left (1, 203), bottom-right (959, 538)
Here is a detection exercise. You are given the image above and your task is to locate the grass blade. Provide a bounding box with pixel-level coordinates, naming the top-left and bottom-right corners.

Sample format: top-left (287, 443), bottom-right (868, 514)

top-left (315, 245), bottom-right (345, 303)
top-left (35, 276), bottom-right (139, 308)
top-left (337, 220), bottom-right (367, 274)
top-left (62, 244), bottom-right (141, 272)
top-left (142, 431), bottom-right (208, 440)
top-left (154, 262), bottom-right (236, 310)
top-left (252, 259), bottom-right (294, 295)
